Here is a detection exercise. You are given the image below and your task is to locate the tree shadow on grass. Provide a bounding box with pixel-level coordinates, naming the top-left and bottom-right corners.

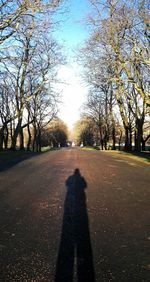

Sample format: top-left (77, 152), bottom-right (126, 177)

top-left (0, 150), bottom-right (42, 172)
top-left (129, 151), bottom-right (150, 162)
top-left (55, 168), bottom-right (95, 282)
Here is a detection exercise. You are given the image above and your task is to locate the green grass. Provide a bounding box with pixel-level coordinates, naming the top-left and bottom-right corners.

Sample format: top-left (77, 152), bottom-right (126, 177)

top-left (82, 146), bottom-right (150, 164)
top-left (41, 146), bottom-right (51, 152)
top-left (41, 146), bottom-right (61, 152)
top-left (0, 147), bottom-right (61, 163)
top-left (102, 150), bottom-right (150, 164)
top-left (82, 146), bottom-right (100, 151)
top-left (0, 150), bottom-right (33, 162)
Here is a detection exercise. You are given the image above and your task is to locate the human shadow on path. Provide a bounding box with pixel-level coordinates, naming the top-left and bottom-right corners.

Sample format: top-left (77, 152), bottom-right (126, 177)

top-left (55, 168), bottom-right (95, 282)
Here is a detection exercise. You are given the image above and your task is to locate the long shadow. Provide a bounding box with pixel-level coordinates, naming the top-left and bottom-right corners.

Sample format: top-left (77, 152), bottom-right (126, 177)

top-left (55, 168), bottom-right (95, 282)
top-left (128, 151), bottom-right (150, 162)
top-left (0, 151), bottom-right (42, 172)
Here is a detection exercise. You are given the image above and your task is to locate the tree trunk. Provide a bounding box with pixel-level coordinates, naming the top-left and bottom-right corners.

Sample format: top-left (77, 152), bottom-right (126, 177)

top-left (27, 123), bottom-right (32, 151)
top-left (124, 126), bottom-right (130, 151)
top-left (36, 134), bottom-right (39, 152)
top-left (99, 127), bottom-right (103, 150)
top-left (141, 138), bottom-right (146, 151)
top-left (101, 139), bottom-right (104, 150)
top-left (38, 129), bottom-right (41, 152)
top-left (11, 118), bottom-right (22, 150)
top-left (141, 134), bottom-right (150, 151)
top-left (32, 124), bottom-right (37, 152)
top-left (129, 124), bottom-right (132, 151)
top-left (35, 127), bottom-right (41, 152)
top-left (19, 127), bottom-right (25, 150)
top-left (10, 120), bottom-right (14, 148)
top-left (104, 131), bottom-right (108, 150)
top-left (4, 126), bottom-right (9, 149)
top-left (134, 118), bottom-right (143, 152)
top-left (0, 127), bottom-right (4, 151)
top-left (118, 131), bottom-right (122, 151)
top-left (112, 125), bottom-right (116, 150)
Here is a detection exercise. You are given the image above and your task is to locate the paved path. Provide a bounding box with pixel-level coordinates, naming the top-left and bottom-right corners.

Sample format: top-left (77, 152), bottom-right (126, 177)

top-left (0, 148), bottom-right (150, 281)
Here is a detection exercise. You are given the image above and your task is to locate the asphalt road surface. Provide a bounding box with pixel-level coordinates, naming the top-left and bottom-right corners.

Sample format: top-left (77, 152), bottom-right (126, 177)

top-left (0, 148), bottom-right (150, 282)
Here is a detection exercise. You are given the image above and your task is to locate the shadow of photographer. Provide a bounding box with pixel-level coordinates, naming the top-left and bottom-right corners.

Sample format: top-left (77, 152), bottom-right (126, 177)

top-left (55, 168), bottom-right (95, 282)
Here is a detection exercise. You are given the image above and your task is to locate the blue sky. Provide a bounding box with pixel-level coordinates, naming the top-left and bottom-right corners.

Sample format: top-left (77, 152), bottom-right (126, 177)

top-left (56, 0), bottom-right (91, 50)
top-left (55, 0), bottom-right (92, 130)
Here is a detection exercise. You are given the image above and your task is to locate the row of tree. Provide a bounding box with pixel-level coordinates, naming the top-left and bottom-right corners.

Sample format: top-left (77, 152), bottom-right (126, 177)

top-left (78, 0), bottom-right (150, 151)
top-left (73, 116), bottom-right (122, 149)
top-left (41, 118), bottom-right (68, 148)
top-left (0, 0), bottom-right (64, 151)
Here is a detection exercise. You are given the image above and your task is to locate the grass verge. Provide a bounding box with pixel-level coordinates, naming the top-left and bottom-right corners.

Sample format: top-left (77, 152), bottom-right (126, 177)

top-left (102, 150), bottom-right (150, 164)
top-left (0, 150), bottom-right (35, 162)
top-left (0, 147), bottom-right (60, 163)
top-left (82, 146), bottom-right (150, 164)
top-left (82, 146), bottom-right (100, 151)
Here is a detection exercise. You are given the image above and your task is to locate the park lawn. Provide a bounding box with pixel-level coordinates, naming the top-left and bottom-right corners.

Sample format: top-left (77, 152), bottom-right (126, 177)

top-left (101, 150), bottom-right (150, 164)
top-left (0, 150), bottom-right (32, 162)
top-left (0, 147), bottom-right (60, 163)
top-left (82, 146), bottom-right (150, 164)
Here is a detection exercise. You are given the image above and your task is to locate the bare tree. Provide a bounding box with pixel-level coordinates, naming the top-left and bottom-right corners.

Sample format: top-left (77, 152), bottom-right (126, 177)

top-left (41, 118), bottom-right (68, 148)
top-left (79, 0), bottom-right (150, 151)
top-left (0, 0), bottom-right (61, 44)
top-left (0, 4), bottom-right (64, 151)
top-left (73, 117), bottom-right (96, 147)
